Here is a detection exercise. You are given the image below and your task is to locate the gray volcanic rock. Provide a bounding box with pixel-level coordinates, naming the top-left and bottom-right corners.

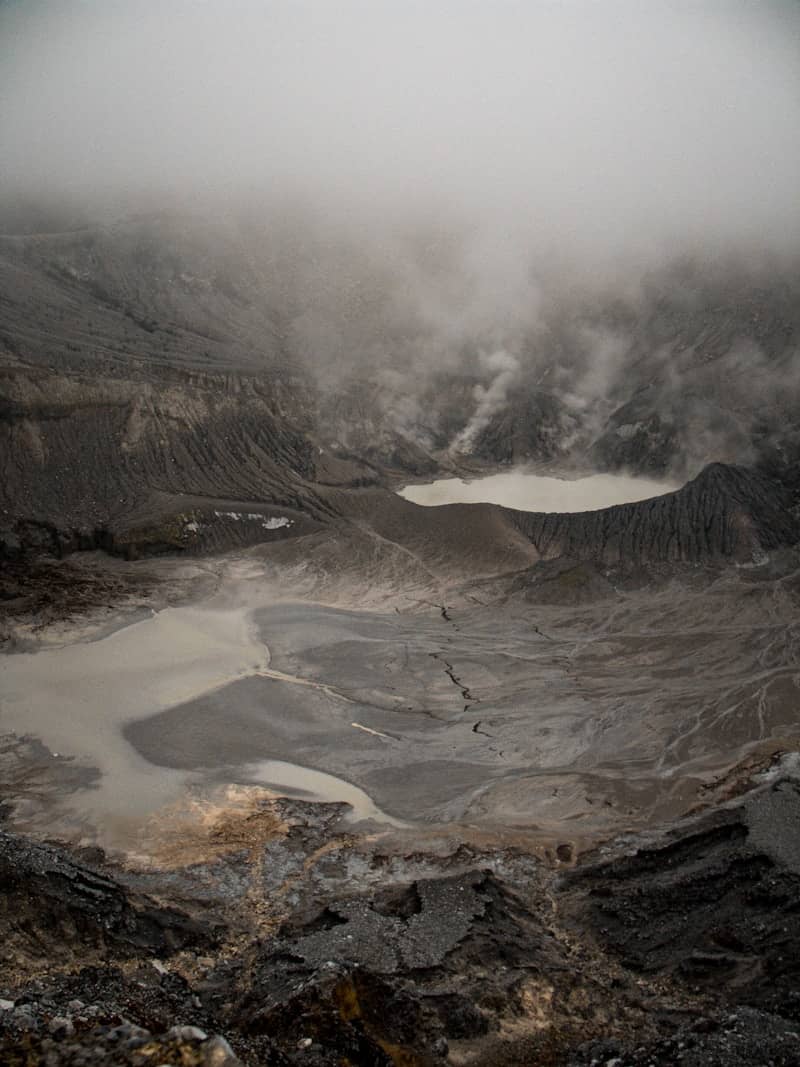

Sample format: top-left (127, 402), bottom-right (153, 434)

top-left (589, 404), bottom-right (681, 476)
top-left (506, 556), bottom-right (617, 604)
top-left (583, 260), bottom-right (800, 481)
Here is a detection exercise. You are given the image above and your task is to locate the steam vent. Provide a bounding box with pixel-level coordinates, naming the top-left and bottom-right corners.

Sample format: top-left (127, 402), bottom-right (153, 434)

top-left (2, 3), bottom-right (800, 1065)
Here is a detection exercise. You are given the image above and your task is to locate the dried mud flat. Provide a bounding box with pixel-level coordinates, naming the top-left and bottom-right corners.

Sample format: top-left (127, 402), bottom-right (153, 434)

top-left (2, 527), bottom-right (800, 1065)
top-left (3, 532), bottom-right (800, 852)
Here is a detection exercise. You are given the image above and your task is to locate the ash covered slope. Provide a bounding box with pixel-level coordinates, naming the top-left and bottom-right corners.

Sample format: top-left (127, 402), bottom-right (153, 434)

top-left (581, 259), bottom-right (800, 478)
top-left (0, 219), bottom-right (374, 557)
top-left (328, 463), bottom-right (799, 579)
top-left (505, 463), bottom-right (800, 565)
top-left (1, 215), bottom-right (799, 567)
top-left (2, 219), bottom-right (799, 443)
top-left (399, 257), bottom-right (800, 479)
top-left (0, 358), bottom-right (331, 558)
top-left (0, 216), bottom-right (292, 373)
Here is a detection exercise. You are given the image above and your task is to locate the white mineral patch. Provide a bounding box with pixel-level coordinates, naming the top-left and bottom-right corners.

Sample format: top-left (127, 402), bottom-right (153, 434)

top-left (213, 511), bottom-right (292, 529)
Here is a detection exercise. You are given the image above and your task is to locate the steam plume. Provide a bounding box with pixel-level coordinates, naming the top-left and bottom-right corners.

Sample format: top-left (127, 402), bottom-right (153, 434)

top-left (451, 351), bottom-right (521, 455)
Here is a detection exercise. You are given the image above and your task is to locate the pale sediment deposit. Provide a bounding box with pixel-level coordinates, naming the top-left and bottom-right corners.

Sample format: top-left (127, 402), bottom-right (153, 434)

top-left (399, 470), bottom-right (680, 510)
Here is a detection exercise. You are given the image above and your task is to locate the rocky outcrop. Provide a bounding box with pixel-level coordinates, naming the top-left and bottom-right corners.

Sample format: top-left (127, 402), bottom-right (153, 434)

top-left (3, 768), bottom-right (800, 1065)
top-left (0, 814), bottom-right (679, 1065)
top-left (0, 1015), bottom-right (244, 1067)
top-left (0, 831), bottom-right (218, 968)
top-left (559, 772), bottom-right (800, 1063)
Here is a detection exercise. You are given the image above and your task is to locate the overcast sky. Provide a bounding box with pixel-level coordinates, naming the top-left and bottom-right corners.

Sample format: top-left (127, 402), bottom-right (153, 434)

top-left (1, 0), bottom-right (799, 263)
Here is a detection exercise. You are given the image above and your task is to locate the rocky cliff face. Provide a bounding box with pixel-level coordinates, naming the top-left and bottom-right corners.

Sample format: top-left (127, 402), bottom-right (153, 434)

top-left (324, 464), bottom-right (799, 586)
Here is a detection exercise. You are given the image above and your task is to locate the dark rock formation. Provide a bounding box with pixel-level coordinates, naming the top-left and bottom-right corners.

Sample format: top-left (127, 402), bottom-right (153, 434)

top-left (4, 770), bottom-right (800, 1064)
top-left (2, 216), bottom-right (800, 571)
top-left (560, 778), bottom-right (800, 1021)
top-left (560, 773), bottom-right (800, 1064)
top-left (0, 831), bottom-right (219, 969)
